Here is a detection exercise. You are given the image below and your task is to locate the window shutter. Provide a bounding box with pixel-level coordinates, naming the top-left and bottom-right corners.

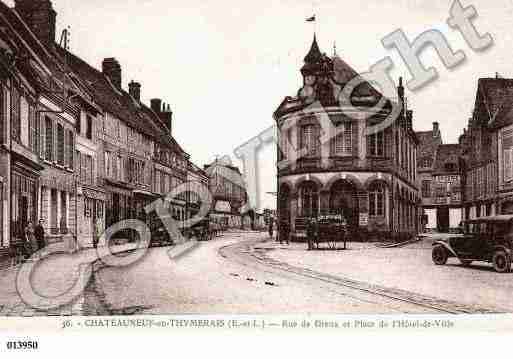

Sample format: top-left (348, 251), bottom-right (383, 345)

top-left (507, 149), bottom-right (513, 182)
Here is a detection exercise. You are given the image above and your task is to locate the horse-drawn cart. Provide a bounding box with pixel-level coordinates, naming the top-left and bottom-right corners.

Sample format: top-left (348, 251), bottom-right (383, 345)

top-left (309, 214), bottom-right (348, 250)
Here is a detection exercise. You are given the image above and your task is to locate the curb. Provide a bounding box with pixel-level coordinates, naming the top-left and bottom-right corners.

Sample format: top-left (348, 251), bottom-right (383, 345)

top-left (374, 237), bottom-right (423, 248)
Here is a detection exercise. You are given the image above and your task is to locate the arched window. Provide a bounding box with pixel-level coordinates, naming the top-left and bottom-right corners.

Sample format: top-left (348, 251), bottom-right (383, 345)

top-left (298, 181), bottom-right (319, 218)
top-left (369, 183), bottom-right (385, 216)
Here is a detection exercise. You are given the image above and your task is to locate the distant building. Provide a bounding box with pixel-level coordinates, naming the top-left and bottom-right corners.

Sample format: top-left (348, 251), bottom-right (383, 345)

top-left (204, 161), bottom-right (247, 228)
top-left (417, 123), bottom-right (464, 232)
top-left (186, 161), bottom-right (209, 220)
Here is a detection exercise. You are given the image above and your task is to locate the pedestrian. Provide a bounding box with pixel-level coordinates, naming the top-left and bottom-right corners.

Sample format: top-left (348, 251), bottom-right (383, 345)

top-left (35, 219), bottom-right (46, 251)
top-left (306, 218), bottom-right (314, 250)
top-left (268, 218), bottom-right (274, 239)
top-left (280, 220), bottom-right (290, 245)
top-left (24, 220), bottom-right (37, 260)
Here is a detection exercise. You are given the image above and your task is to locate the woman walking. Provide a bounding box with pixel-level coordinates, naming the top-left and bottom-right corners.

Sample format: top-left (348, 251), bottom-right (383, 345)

top-left (24, 220), bottom-right (38, 260)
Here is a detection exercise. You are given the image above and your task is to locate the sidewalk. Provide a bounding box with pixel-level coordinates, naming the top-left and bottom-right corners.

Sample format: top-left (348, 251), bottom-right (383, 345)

top-left (0, 242), bottom-right (139, 317)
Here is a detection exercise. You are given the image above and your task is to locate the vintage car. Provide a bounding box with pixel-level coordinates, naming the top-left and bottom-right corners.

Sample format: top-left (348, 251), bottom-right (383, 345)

top-left (431, 215), bottom-right (513, 273)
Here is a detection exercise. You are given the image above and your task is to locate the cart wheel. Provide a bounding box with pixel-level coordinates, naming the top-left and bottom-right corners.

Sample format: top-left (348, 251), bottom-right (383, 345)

top-left (492, 251), bottom-right (511, 273)
top-left (432, 245), bottom-right (448, 265)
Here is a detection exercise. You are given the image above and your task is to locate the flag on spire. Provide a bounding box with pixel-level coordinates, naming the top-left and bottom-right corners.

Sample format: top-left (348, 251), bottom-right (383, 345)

top-left (306, 15), bottom-right (316, 22)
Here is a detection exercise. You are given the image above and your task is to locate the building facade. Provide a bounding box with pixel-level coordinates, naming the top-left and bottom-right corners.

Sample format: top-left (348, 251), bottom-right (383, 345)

top-left (0, 0), bottom-right (194, 257)
top-left (417, 124), bottom-right (464, 232)
top-left (275, 36), bottom-right (420, 239)
top-left (186, 161), bottom-right (210, 220)
top-left (204, 161), bottom-right (247, 229)
top-left (460, 77), bottom-right (505, 220)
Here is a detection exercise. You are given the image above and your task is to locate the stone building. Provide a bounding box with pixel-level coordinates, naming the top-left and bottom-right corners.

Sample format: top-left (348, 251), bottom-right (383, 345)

top-left (460, 77), bottom-right (511, 219)
top-left (417, 123), bottom-right (464, 232)
top-left (56, 52), bottom-right (189, 244)
top-left (0, 0), bottom-right (192, 255)
top-left (0, 0), bottom-right (103, 251)
top-left (274, 36), bottom-right (420, 239)
top-left (186, 160), bottom-right (209, 220)
top-left (204, 161), bottom-right (247, 228)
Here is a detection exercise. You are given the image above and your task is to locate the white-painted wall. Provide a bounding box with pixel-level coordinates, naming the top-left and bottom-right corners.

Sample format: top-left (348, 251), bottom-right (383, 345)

top-left (425, 208), bottom-right (437, 229)
top-left (449, 208), bottom-right (462, 229)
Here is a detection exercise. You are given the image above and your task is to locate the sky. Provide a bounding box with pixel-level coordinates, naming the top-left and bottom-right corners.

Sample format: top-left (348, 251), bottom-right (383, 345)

top-left (6, 0), bottom-right (513, 210)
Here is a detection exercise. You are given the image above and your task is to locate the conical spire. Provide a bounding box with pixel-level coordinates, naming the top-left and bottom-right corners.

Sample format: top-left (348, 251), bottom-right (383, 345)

top-left (304, 34), bottom-right (322, 64)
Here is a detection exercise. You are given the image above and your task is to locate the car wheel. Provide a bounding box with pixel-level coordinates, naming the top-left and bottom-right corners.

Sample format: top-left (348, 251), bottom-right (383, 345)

top-left (460, 260), bottom-right (472, 267)
top-left (432, 245), bottom-right (448, 265)
top-left (492, 251), bottom-right (511, 273)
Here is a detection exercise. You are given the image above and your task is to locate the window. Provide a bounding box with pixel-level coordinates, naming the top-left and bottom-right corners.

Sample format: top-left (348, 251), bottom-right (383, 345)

top-left (28, 104), bottom-right (38, 153)
top-left (504, 149), bottom-right (512, 182)
top-left (332, 123), bottom-right (352, 156)
top-left (369, 184), bottom-right (385, 216)
top-left (0, 86), bottom-right (3, 145)
top-left (86, 155), bottom-right (93, 184)
top-left (60, 191), bottom-right (67, 230)
top-left (105, 152), bottom-right (111, 178)
top-left (86, 115), bottom-right (93, 140)
top-left (279, 128), bottom-right (290, 160)
top-left (77, 151), bottom-right (82, 181)
top-left (421, 180), bottom-right (431, 198)
top-left (300, 125), bottom-right (320, 157)
top-left (117, 156), bottom-right (123, 181)
top-left (368, 131), bottom-right (384, 156)
top-left (160, 172), bottom-right (165, 194)
top-left (67, 131), bottom-right (74, 169)
top-left (11, 86), bottom-right (20, 142)
top-left (57, 124), bottom-right (64, 166)
top-left (299, 182), bottom-right (319, 218)
top-left (45, 117), bottom-right (53, 161)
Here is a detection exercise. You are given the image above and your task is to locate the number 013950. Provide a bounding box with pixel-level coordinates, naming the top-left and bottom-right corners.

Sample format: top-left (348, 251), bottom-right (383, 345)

top-left (6, 341), bottom-right (38, 350)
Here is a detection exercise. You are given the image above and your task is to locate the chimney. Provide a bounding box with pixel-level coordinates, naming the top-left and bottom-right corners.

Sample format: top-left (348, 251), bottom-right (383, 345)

top-left (150, 98), bottom-right (173, 134)
top-left (433, 122), bottom-right (440, 137)
top-left (102, 58), bottom-right (121, 89)
top-left (15, 0), bottom-right (57, 46)
top-left (160, 107), bottom-right (173, 134)
top-left (128, 80), bottom-right (141, 102)
top-left (151, 98), bottom-right (162, 113)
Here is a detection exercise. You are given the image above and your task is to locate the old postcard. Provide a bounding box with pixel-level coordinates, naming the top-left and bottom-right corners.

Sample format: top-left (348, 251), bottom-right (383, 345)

top-left (0, 0), bottom-right (512, 355)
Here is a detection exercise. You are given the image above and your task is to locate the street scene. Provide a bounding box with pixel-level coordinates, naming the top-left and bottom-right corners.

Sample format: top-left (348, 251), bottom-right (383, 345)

top-left (1, 0), bottom-right (513, 318)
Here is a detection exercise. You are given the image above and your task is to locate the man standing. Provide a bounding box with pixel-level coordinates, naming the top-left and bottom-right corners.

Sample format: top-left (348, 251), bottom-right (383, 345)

top-left (268, 217), bottom-right (274, 239)
top-left (35, 219), bottom-right (46, 251)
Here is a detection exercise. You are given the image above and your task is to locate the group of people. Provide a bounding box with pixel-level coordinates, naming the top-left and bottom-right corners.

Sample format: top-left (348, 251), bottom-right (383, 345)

top-left (268, 216), bottom-right (349, 249)
top-left (22, 219), bottom-right (46, 260)
top-left (268, 218), bottom-right (290, 245)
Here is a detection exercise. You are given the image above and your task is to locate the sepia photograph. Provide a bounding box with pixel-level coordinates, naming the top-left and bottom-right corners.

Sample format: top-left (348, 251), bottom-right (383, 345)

top-left (0, 0), bottom-right (512, 354)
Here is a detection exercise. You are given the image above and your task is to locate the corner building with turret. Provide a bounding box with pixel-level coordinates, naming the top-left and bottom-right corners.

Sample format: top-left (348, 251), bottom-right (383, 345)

top-left (274, 36), bottom-right (420, 240)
